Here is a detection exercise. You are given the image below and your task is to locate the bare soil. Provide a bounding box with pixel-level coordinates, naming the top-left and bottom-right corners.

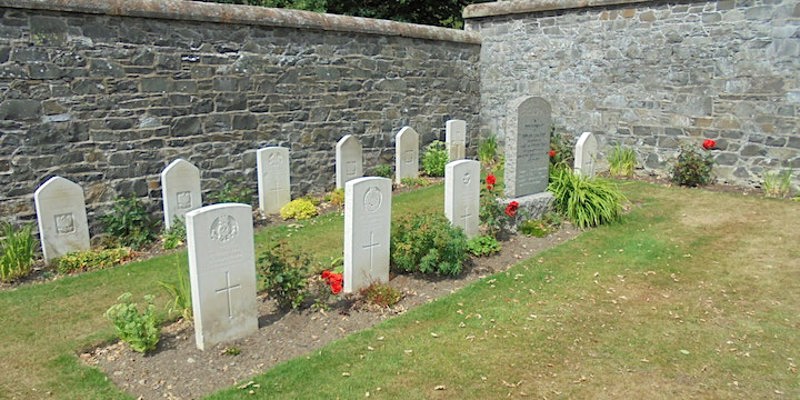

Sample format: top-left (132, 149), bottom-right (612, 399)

top-left (81, 226), bottom-right (580, 400)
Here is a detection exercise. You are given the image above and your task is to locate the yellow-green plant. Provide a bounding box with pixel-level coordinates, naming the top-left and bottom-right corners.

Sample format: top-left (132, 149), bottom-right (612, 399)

top-left (466, 235), bottom-right (501, 257)
top-left (359, 282), bottom-right (402, 308)
top-left (325, 188), bottom-right (345, 209)
top-left (279, 198), bottom-right (319, 220)
top-left (0, 222), bottom-right (37, 282)
top-left (421, 140), bottom-right (448, 177)
top-left (105, 293), bottom-right (160, 353)
top-left (608, 145), bottom-right (637, 178)
top-left (763, 170), bottom-right (793, 198)
top-left (157, 255), bottom-right (192, 321)
top-left (548, 168), bottom-right (626, 228)
top-left (55, 247), bottom-right (133, 274)
top-left (160, 217), bottom-right (186, 250)
top-left (478, 133), bottom-right (501, 170)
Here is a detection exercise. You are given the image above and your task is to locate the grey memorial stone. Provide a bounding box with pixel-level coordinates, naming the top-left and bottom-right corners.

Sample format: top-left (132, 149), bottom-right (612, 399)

top-left (186, 203), bottom-right (258, 351)
top-left (161, 159), bottom-right (202, 229)
top-left (395, 126), bottom-right (419, 185)
top-left (34, 176), bottom-right (91, 263)
top-left (344, 177), bottom-right (392, 293)
top-left (446, 119), bottom-right (467, 160)
top-left (257, 147), bottom-right (291, 214)
top-left (574, 131), bottom-right (599, 178)
top-left (336, 135), bottom-right (363, 189)
top-left (445, 160), bottom-right (480, 238)
top-left (505, 96), bottom-right (552, 198)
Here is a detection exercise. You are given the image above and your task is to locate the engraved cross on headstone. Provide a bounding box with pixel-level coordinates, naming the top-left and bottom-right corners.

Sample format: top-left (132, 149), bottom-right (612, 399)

top-left (268, 185), bottom-right (288, 205)
top-left (362, 231), bottom-right (380, 269)
top-left (215, 271), bottom-right (241, 319)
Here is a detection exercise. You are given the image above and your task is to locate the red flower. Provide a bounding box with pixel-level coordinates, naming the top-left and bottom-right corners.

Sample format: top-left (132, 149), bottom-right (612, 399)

top-left (321, 270), bottom-right (331, 279)
top-left (505, 201), bottom-right (519, 217)
top-left (548, 150), bottom-right (556, 158)
top-left (331, 282), bottom-right (342, 294)
top-left (321, 270), bottom-right (343, 294)
top-left (702, 139), bottom-right (716, 151)
top-left (486, 174), bottom-right (496, 186)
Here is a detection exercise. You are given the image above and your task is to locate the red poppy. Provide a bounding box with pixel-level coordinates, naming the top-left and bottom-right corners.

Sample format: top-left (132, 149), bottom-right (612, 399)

top-left (702, 139), bottom-right (716, 150)
top-left (548, 150), bottom-right (556, 158)
top-left (505, 201), bottom-right (519, 217)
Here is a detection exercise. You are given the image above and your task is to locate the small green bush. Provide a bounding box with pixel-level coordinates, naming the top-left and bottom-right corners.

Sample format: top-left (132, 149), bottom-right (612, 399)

top-left (608, 145), bottom-right (637, 178)
top-left (256, 241), bottom-right (310, 309)
top-left (324, 188), bottom-right (345, 209)
top-left (671, 145), bottom-right (714, 187)
top-left (105, 293), bottom-right (160, 353)
top-left (391, 213), bottom-right (468, 276)
top-left (372, 164), bottom-right (393, 179)
top-left (400, 177), bottom-right (431, 188)
top-left (548, 168), bottom-right (626, 229)
top-left (100, 197), bottom-right (157, 250)
top-left (160, 217), bottom-right (186, 250)
top-left (466, 235), bottom-right (502, 257)
top-left (360, 282), bottom-right (402, 307)
top-left (422, 140), bottom-right (448, 177)
top-left (549, 130), bottom-right (574, 168)
top-left (158, 256), bottom-right (192, 321)
top-left (478, 134), bottom-right (500, 170)
top-left (279, 198), bottom-right (319, 220)
top-left (519, 220), bottom-right (550, 238)
top-left (0, 222), bottom-right (37, 283)
top-left (55, 247), bottom-right (133, 274)
top-left (207, 177), bottom-right (254, 204)
top-left (763, 170), bottom-right (793, 198)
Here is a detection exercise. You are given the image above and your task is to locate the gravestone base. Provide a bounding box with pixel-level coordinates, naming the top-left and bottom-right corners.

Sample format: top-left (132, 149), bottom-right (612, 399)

top-left (502, 191), bottom-right (554, 223)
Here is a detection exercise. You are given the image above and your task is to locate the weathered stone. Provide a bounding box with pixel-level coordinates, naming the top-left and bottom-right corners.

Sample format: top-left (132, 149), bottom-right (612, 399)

top-left (0, 100), bottom-right (41, 120)
top-left (505, 97), bottom-right (550, 197)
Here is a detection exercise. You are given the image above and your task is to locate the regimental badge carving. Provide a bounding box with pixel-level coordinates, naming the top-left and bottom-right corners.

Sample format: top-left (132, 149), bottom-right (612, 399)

top-left (209, 215), bottom-right (239, 243)
top-left (462, 172), bottom-right (471, 185)
top-left (268, 152), bottom-right (282, 166)
top-left (176, 191), bottom-right (192, 209)
top-left (363, 186), bottom-right (382, 213)
top-left (54, 213), bottom-right (75, 234)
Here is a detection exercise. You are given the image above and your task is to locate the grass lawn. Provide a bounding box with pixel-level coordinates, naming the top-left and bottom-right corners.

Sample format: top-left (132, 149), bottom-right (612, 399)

top-left (2, 181), bottom-right (798, 399)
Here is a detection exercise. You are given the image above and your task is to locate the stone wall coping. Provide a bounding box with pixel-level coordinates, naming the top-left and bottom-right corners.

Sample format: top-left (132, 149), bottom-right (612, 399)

top-left (0, 0), bottom-right (481, 44)
top-left (464, 0), bottom-right (667, 19)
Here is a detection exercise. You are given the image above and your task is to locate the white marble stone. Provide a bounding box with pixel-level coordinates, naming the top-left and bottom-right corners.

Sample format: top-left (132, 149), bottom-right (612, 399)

top-left (445, 160), bottom-right (480, 238)
top-left (186, 203), bottom-right (258, 351)
top-left (446, 119), bottom-right (467, 160)
top-left (395, 126), bottom-right (419, 184)
top-left (574, 131), bottom-right (599, 178)
top-left (344, 177), bottom-right (392, 293)
top-left (505, 96), bottom-right (551, 198)
top-left (336, 135), bottom-right (364, 189)
top-left (161, 159), bottom-right (202, 229)
top-left (256, 147), bottom-right (291, 214)
top-left (34, 176), bottom-right (90, 263)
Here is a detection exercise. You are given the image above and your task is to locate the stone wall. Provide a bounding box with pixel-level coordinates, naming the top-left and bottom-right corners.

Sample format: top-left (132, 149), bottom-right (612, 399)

top-left (465, 0), bottom-right (799, 188)
top-left (0, 0), bottom-right (481, 227)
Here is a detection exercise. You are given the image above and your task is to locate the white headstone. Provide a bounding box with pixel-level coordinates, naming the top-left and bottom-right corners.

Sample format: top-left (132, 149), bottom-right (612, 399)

top-left (336, 135), bottom-right (363, 189)
top-left (34, 176), bottom-right (90, 263)
top-left (256, 147), bottom-right (291, 214)
top-left (186, 203), bottom-right (258, 351)
top-left (446, 119), bottom-right (467, 161)
top-left (574, 131), bottom-right (599, 178)
top-left (445, 160), bottom-right (480, 239)
top-left (395, 126), bottom-right (419, 184)
top-left (344, 177), bottom-right (392, 293)
top-left (161, 159), bottom-right (202, 229)
top-left (505, 97), bottom-right (551, 198)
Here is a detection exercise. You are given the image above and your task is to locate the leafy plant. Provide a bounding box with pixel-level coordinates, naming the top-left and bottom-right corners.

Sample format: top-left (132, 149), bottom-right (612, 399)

top-left (0, 222), bottom-right (37, 283)
top-left (359, 282), bottom-right (402, 307)
top-left (55, 247), bottom-right (133, 274)
top-left (479, 172), bottom-right (516, 238)
top-left (421, 140), bottom-right (448, 177)
top-left (519, 220), bottom-right (550, 238)
top-left (478, 133), bottom-right (500, 170)
top-left (549, 129), bottom-right (574, 169)
top-left (279, 198), bottom-right (319, 220)
top-left (105, 292), bottom-right (160, 353)
top-left (671, 144), bottom-right (715, 187)
top-left (324, 188), bottom-right (345, 209)
top-left (466, 235), bottom-right (501, 257)
top-left (160, 217), bottom-right (186, 250)
top-left (157, 255), bottom-right (192, 321)
top-left (372, 163), bottom-right (393, 179)
top-left (256, 241), bottom-right (310, 309)
top-left (100, 196), bottom-right (158, 250)
top-left (548, 168), bottom-right (626, 229)
top-left (763, 170), bottom-right (793, 198)
top-left (608, 145), bottom-right (637, 178)
top-left (207, 177), bottom-right (254, 205)
top-left (399, 177), bottom-right (431, 188)
top-left (222, 346), bottom-right (241, 356)
top-left (391, 212), bottom-right (468, 276)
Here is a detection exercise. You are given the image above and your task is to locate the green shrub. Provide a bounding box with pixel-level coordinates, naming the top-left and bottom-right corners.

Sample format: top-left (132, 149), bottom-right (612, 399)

top-left (0, 222), bottom-right (37, 283)
top-left (360, 282), bottom-right (402, 307)
top-left (399, 177), bottom-right (431, 188)
top-left (479, 172), bottom-right (515, 238)
top-left (279, 198), bottom-right (319, 220)
top-left (466, 235), bottom-right (502, 257)
top-left (548, 168), bottom-right (626, 229)
top-left (207, 177), bottom-right (255, 205)
top-left (100, 197), bottom-right (158, 250)
top-left (422, 140), bottom-right (448, 177)
top-left (549, 129), bottom-right (574, 168)
top-left (519, 220), bottom-right (550, 237)
top-left (55, 247), bottom-right (133, 274)
top-left (671, 145), bottom-right (714, 187)
top-left (160, 217), bottom-right (186, 250)
top-left (256, 241), bottom-right (310, 309)
top-left (158, 256), bottom-right (192, 321)
top-left (105, 293), bottom-right (160, 353)
top-left (372, 164), bottom-right (393, 179)
top-left (391, 213), bottom-right (468, 276)
top-left (608, 145), bottom-right (637, 178)
top-left (763, 170), bottom-right (793, 198)
top-left (478, 134), bottom-right (500, 170)
top-left (324, 188), bottom-right (345, 209)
